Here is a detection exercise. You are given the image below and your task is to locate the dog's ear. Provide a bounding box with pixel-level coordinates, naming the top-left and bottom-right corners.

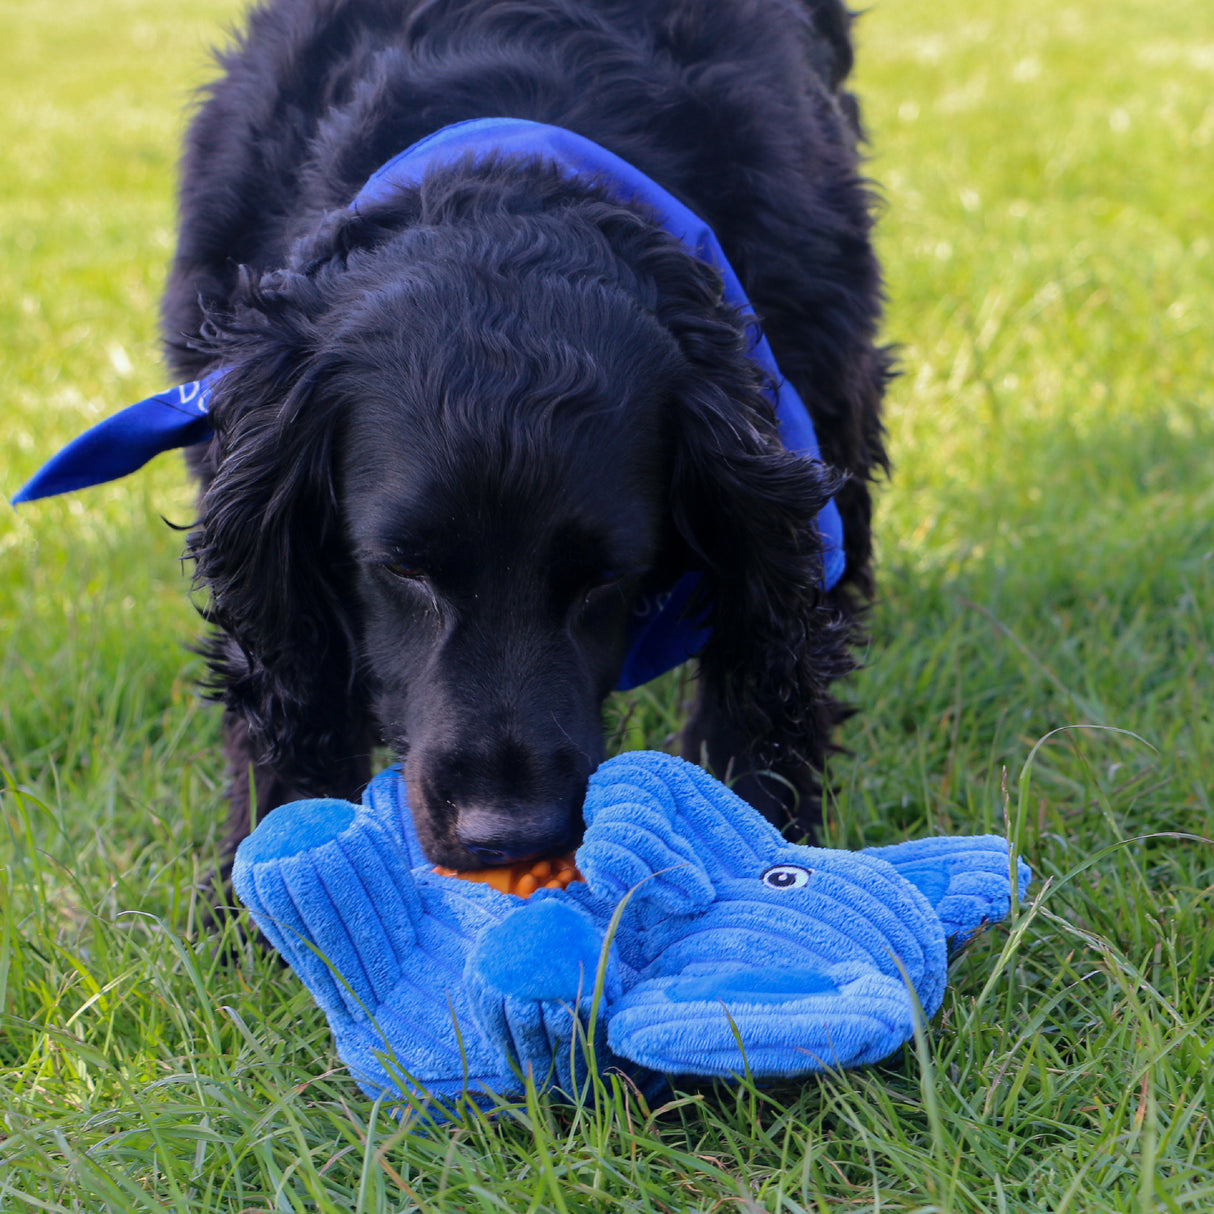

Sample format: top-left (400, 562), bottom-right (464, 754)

top-left (645, 252), bottom-right (851, 772)
top-left (189, 267), bottom-right (368, 787)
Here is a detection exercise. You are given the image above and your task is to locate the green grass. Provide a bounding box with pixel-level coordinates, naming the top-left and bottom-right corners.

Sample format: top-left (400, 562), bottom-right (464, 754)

top-left (2, 0), bottom-right (1212, 1209)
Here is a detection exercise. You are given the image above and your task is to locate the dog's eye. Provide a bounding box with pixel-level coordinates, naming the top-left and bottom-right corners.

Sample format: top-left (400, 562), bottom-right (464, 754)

top-left (761, 864), bottom-right (812, 890)
top-left (377, 559), bottom-right (442, 621)
top-left (382, 561), bottom-right (427, 582)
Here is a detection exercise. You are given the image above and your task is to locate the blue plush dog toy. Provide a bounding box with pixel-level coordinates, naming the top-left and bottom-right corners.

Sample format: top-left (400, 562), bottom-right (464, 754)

top-left (233, 751), bottom-right (1030, 1109)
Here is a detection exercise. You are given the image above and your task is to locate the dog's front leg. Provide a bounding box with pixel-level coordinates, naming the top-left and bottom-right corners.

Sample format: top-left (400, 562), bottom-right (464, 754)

top-left (679, 680), bottom-right (828, 843)
top-left (199, 711), bottom-right (372, 932)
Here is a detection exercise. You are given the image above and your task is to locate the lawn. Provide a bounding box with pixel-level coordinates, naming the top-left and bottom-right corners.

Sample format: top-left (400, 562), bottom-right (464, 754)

top-left (2, 0), bottom-right (1212, 1210)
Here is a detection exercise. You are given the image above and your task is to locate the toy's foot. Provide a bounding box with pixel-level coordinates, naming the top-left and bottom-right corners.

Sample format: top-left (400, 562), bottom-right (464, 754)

top-left (465, 900), bottom-right (619, 1093)
top-left (608, 961), bottom-right (925, 1077)
top-left (863, 836), bottom-right (1032, 947)
top-left (233, 798), bottom-right (421, 1022)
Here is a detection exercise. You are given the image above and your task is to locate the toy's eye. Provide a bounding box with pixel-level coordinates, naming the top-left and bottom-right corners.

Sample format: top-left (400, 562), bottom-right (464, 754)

top-left (761, 864), bottom-right (812, 890)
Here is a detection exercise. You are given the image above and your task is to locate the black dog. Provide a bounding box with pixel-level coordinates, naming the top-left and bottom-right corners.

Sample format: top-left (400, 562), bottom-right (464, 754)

top-left (166, 0), bottom-right (888, 881)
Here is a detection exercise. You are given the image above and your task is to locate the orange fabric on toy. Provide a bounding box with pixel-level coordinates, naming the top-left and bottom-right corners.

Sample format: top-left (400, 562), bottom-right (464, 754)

top-left (433, 854), bottom-right (583, 898)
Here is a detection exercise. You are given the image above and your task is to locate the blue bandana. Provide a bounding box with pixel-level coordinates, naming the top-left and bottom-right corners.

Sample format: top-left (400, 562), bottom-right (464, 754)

top-left (13, 117), bottom-right (844, 689)
top-left (12, 377), bottom-right (219, 505)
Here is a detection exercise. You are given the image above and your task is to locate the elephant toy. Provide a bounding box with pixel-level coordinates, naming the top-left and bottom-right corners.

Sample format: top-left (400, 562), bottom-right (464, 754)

top-left (233, 751), bottom-right (1030, 1110)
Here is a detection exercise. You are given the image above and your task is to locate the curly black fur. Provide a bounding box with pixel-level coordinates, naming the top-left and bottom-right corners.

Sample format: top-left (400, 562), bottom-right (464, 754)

top-left (168, 0), bottom-right (889, 874)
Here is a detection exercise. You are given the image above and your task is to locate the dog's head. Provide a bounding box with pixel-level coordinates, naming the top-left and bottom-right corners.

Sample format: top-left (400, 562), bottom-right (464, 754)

top-left (190, 161), bottom-right (840, 867)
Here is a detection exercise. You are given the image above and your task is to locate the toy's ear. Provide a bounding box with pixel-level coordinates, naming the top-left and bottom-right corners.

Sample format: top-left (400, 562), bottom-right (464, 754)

top-left (863, 835), bottom-right (1032, 947)
top-left (577, 751), bottom-right (788, 912)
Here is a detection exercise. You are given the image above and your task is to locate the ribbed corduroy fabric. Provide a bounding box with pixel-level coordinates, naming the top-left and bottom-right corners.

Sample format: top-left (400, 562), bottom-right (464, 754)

top-left (233, 752), bottom-right (1031, 1109)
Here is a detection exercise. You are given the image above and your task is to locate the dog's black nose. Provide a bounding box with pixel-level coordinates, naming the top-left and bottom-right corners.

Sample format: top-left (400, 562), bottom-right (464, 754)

top-left (455, 813), bottom-right (571, 866)
top-left (463, 842), bottom-right (512, 865)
